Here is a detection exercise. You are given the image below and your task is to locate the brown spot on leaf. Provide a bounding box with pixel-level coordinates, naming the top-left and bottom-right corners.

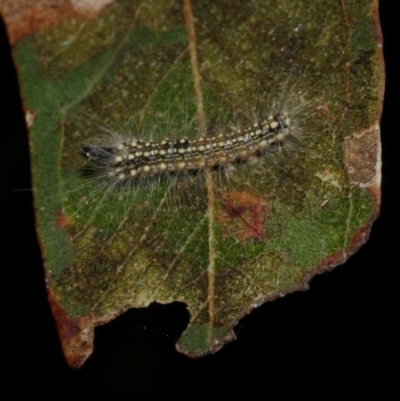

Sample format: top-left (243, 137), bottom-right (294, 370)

top-left (55, 210), bottom-right (69, 228)
top-left (0, 0), bottom-right (116, 45)
top-left (48, 291), bottom-right (93, 369)
top-left (343, 124), bottom-right (381, 189)
top-left (218, 191), bottom-right (267, 242)
top-left (343, 124), bottom-right (381, 210)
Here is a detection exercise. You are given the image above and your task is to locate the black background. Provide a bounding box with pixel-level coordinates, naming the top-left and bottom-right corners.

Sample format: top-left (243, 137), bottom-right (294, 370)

top-left (1, 1), bottom-right (398, 399)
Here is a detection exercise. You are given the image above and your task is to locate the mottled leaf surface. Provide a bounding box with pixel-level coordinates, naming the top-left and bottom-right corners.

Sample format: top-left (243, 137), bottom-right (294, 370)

top-left (7, 0), bottom-right (383, 367)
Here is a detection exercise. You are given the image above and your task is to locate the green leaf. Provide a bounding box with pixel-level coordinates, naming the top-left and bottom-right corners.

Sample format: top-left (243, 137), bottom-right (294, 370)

top-left (11, 0), bottom-right (383, 367)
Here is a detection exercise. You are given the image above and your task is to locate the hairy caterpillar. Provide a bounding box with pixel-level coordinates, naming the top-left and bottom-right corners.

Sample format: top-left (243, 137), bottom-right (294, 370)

top-left (80, 106), bottom-right (303, 190)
